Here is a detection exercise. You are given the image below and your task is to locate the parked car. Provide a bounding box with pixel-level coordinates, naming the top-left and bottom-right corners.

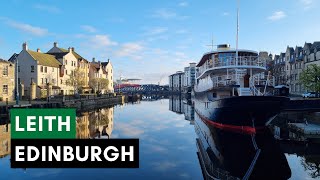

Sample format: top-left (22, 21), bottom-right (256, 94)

top-left (302, 92), bottom-right (316, 98)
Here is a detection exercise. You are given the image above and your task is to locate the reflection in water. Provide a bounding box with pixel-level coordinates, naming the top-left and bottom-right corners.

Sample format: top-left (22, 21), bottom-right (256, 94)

top-left (194, 111), bottom-right (292, 179)
top-left (169, 96), bottom-right (195, 125)
top-left (76, 106), bottom-right (114, 139)
top-left (0, 121), bottom-right (10, 158)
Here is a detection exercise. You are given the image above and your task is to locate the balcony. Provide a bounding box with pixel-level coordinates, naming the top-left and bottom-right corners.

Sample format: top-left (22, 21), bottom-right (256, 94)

top-left (196, 56), bottom-right (266, 78)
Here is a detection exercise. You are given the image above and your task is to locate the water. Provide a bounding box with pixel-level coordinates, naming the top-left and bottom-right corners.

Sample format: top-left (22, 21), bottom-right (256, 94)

top-left (0, 98), bottom-right (320, 179)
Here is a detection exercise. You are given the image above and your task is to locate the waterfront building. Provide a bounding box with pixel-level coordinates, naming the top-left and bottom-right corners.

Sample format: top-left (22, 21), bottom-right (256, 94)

top-left (183, 63), bottom-right (196, 93)
top-left (47, 47), bottom-right (79, 95)
top-left (101, 60), bottom-right (114, 93)
top-left (48, 42), bottom-right (91, 93)
top-left (169, 71), bottom-right (184, 91)
top-left (0, 59), bottom-right (15, 101)
top-left (14, 42), bottom-right (61, 99)
top-left (89, 59), bottom-right (108, 93)
top-left (272, 41), bottom-right (320, 95)
top-left (304, 42), bottom-right (320, 67)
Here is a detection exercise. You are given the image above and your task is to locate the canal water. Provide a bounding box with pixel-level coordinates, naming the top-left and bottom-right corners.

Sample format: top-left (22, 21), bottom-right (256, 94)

top-left (0, 97), bottom-right (319, 179)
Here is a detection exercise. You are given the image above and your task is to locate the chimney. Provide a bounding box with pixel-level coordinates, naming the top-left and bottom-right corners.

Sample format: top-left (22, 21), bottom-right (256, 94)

top-left (68, 47), bottom-right (72, 52)
top-left (22, 42), bottom-right (28, 51)
top-left (108, 59), bottom-right (110, 63)
top-left (54, 42), bottom-right (58, 47)
top-left (71, 47), bottom-right (75, 52)
top-left (92, 57), bottom-right (95, 62)
top-left (37, 48), bottom-right (41, 53)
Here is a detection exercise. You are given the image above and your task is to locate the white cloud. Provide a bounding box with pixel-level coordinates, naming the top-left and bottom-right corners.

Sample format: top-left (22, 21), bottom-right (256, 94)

top-left (88, 34), bottom-right (118, 48)
top-left (114, 42), bottom-right (144, 60)
top-left (152, 8), bottom-right (189, 20)
top-left (300, 0), bottom-right (313, 10)
top-left (222, 12), bottom-right (230, 16)
top-left (4, 18), bottom-right (48, 36)
top-left (267, 11), bottom-right (286, 21)
top-left (33, 4), bottom-right (61, 13)
top-left (144, 27), bottom-right (168, 36)
top-left (81, 25), bottom-right (97, 33)
top-left (178, 2), bottom-right (188, 7)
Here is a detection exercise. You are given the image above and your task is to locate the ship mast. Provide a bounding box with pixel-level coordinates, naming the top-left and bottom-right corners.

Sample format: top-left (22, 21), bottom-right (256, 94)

top-left (236, 0), bottom-right (239, 65)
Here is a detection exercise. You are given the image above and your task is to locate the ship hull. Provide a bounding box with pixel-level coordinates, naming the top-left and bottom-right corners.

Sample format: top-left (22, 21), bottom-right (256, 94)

top-left (194, 95), bottom-right (289, 133)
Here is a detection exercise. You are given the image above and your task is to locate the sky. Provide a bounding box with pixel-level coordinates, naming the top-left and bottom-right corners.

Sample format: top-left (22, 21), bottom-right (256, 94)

top-left (0, 0), bottom-right (320, 84)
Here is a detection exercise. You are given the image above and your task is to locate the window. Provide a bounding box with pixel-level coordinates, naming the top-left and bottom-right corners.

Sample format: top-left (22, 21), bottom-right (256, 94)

top-left (40, 66), bottom-right (43, 72)
top-left (65, 60), bottom-right (67, 65)
top-left (18, 66), bottom-right (20, 72)
top-left (3, 65), bottom-right (8, 75)
top-left (41, 78), bottom-right (44, 84)
top-left (52, 79), bottom-right (55, 84)
top-left (44, 67), bottom-right (47, 73)
top-left (18, 78), bottom-right (20, 84)
top-left (66, 70), bottom-right (68, 75)
top-left (31, 65), bottom-right (35, 72)
top-left (111, 76), bottom-right (112, 80)
top-left (61, 79), bottom-right (63, 84)
top-left (2, 85), bottom-right (8, 94)
top-left (52, 67), bottom-right (54, 72)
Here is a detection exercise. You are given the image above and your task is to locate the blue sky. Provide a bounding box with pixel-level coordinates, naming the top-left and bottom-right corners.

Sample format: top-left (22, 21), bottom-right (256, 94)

top-left (0, 0), bottom-right (320, 84)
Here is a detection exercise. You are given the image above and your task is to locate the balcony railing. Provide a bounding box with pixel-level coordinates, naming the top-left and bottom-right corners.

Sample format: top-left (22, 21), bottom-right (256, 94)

top-left (197, 56), bottom-right (266, 78)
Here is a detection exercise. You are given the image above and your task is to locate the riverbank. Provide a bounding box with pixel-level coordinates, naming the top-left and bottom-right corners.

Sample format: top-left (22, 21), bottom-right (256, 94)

top-left (0, 95), bottom-right (126, 119)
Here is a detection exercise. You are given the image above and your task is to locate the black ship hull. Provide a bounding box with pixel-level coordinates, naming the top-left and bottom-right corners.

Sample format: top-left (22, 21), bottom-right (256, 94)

top-left (194, 95), bottom-right (289, 133)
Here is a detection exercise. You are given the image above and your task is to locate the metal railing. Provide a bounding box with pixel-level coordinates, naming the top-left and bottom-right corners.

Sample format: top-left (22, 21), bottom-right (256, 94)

top-left (197, 56), bottom-right (266, 78)
top-left (249, 72), bottom-right (275, 96)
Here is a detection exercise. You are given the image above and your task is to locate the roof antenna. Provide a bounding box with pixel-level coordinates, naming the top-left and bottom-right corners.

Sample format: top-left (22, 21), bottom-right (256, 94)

top-left (206, 34), bottom-right (215, 51)
top-left (236, 0), bottom-right (239, 64)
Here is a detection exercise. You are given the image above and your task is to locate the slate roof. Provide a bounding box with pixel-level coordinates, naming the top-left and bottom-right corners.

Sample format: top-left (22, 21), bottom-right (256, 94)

top-left (58, 47), bottom-right (87, 62)
top-left (8, 53), bottom-right (19, 63)
top-left (27, 50), bottom-right (61, 68)
top-left (47, 52), bottom-right (69, 59)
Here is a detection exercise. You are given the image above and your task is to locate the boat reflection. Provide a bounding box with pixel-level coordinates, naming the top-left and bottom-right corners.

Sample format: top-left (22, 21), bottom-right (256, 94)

top-left (194, 111), bottom-right (292, 179)
top-left (76, 106), bottom-right (114, 139)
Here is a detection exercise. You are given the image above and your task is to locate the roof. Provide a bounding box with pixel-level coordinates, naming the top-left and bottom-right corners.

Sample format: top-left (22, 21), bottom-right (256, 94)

top-left (101, 61), bottom-right (110, 66)
top-left (311, 41), bottom-right (320, 51)
top-left (8, 53), bottom-right (19, 62)
top-left (58, 47), bottom-right (68, 52)
top-left (47, 52), bottom-right (68, 59)
top-left (59, 47), bottom-right (86, 61)
top-left (27, 50), bottom-right (61, 67)
top-left (197, 49), bottom-right (258, 67)
top-left (72, 51), bottom-right (83, 60)
top-left (0, 58), bottom-right (13, 64)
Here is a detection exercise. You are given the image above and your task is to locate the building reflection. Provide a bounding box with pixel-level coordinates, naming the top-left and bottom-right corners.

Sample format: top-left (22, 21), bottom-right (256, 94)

top-left (76, 106), bottom-right (114, 139)
top-left (0, 121), bottom-right (10, 158)
top-left (169, 96), bottom-right (195, 124)
top-left (169, 96), bottom-right (184, 114)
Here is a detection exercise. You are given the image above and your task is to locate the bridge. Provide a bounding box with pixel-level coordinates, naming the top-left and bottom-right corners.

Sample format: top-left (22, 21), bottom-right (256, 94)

top-left (114, 84), bottom-right (170, 94)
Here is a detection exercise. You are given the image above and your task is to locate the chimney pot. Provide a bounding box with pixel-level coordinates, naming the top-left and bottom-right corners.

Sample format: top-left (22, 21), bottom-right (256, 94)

top-left (22, 42), bottom-right (28, 51)
top-left (37, 48), bottom-right (41, 53)
top-left (68, 47), bottom-right (72, 52)
top-left (92, 58), bottom-right (95, 62)
top-left (54, 42), bottom-right (58, 47)
top-left (71, 47), bottom-right (74, 51)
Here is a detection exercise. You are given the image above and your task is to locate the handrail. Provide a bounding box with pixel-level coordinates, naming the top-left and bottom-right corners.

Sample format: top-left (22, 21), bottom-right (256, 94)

top-left (197, 56), bottom-right (266, 77)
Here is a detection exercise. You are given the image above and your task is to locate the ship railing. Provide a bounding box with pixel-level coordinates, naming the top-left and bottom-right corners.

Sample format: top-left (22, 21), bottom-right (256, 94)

top-left (197, 56), bottom-right (266, 77)
top-left (249, 72), bottom-right (275, 96)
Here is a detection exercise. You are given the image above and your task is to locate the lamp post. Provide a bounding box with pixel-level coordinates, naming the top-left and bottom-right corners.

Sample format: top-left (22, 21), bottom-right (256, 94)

top-left (15, 58), bottom-right (19, 105)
